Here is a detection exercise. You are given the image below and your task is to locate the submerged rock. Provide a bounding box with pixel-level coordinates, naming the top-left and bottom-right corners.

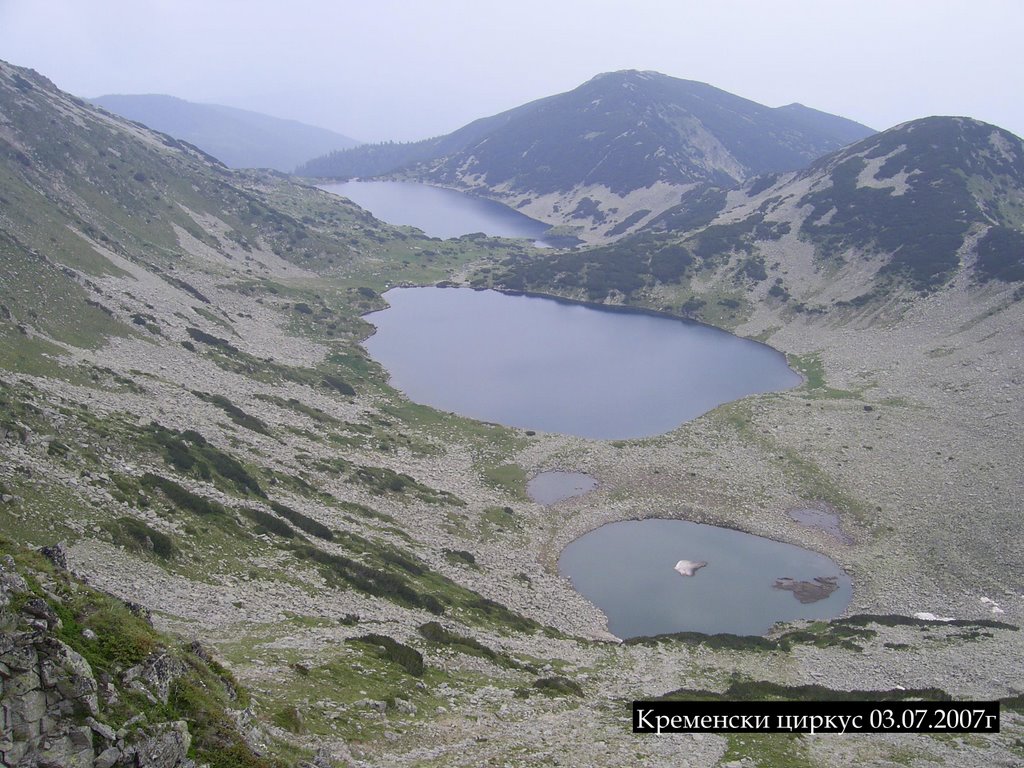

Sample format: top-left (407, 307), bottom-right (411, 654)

top-left (773, 576), bottom-right (839, 603)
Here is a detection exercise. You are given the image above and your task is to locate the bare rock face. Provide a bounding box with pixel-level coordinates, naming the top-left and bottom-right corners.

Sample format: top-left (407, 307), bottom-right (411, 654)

top-left (1, 556), bottom-right (98, 768)
top-left (118, 722), bottom-right (192, 768)
top-left (123, 654), bottom-right (189, 705)
top-left (0, 552), bottom-right (194, 768)
top-left (38, 544), bottom-right (69, 571)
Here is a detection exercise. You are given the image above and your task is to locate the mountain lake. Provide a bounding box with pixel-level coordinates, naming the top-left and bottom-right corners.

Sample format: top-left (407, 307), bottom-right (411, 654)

top-left (321, 180), bottom-right (555, 244)
top-left (363, 286), bottom-right (802, 440)
top-left (361, 273), bottom-right (845, 639)
top-left (559, 519), bottom-right (852, 638)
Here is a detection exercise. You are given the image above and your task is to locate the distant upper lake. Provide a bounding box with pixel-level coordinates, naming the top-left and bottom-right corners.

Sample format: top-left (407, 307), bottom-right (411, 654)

top-left (559, 519), bottom-right (851, 637)
top-left (321, 180), bottom-right (554, 244)
top-left (363, 287), bottom-right (801, 440)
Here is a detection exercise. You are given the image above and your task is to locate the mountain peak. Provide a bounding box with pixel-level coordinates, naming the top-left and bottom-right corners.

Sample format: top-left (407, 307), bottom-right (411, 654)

top-left (298, 72), bottom-right (874, 241)
top-left (588, 69), bottom-right (667, 82)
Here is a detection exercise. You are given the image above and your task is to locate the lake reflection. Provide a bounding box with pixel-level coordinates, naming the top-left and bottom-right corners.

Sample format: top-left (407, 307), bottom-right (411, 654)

top-left (363, 287), bottom-right (801, 439)
top-left (559, 519), bottom-right (851, 638)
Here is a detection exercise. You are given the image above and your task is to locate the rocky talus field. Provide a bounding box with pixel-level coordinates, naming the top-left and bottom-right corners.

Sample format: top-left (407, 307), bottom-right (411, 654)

top-left (1, 60), bottom-right (1023, 768)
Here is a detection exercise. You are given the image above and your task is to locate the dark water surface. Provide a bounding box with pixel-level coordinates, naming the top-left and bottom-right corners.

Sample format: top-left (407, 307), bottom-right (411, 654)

top-left (363, 287), bottom-right (801, 440)
top-left (321, 180), bottom-right (553, 244)
top-left (559, 519), bottom-right (851, 638)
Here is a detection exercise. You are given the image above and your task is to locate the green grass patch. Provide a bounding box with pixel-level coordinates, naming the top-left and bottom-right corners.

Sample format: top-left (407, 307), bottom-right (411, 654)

top-left (657, 679), bottom-right (951, 702)
top-left (105, 516), bottom-right (179, 559)
top-left (240, 507), bottom-right (295, 539)
top-left (481, 463), bottom-right (527, 498)
top-left (532, 676), bottom-right (583, 696)
top-left (268, 501), bottom-right (333, 540)
top-left (290, 543), bottom-right (445, 614)
top-left (143, 423), bottom-right (265, 497)
top-left (253, 394), bottom-right (340, 425)
top-left (443, 549), bottom-right (477, 567)
top-left (418, 621), bottom-right (526, 670)
top-left (788, 352), bottom-right (858, 399)
top-left (141, 472), bottom-right (228, 516)
top-left (346, 633), bottom-right (424, 677)
top-left (724, 733), bottom-right (814, 768)
top-left (192, 391), bottom-right (270, 435)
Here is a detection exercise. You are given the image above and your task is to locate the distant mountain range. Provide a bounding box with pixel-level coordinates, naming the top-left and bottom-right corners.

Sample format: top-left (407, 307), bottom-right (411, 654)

top-left (297, 70), bottom-right (874, 240)
top-left (92, 93), bottom-right (360, 172)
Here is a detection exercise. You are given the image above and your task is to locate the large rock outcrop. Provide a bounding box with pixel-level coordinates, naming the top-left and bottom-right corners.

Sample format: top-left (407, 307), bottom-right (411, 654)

top-left (0, 553), bottom-right (194, 768)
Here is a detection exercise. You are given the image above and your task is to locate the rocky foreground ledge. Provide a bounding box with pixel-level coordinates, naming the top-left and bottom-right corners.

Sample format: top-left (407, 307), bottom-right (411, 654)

top-left (0, 543), bottom-right (300, 768)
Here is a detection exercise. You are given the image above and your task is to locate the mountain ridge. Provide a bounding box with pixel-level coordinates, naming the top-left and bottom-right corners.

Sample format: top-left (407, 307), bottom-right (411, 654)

top-left (297, 70), bottom-right (875, 241)
top-left (92, 93), bottom-right (360, 172)
top-left (490, 115), bottom-right (1024, 311)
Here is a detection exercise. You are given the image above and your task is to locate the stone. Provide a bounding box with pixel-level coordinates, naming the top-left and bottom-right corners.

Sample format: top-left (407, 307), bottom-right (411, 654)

top-left (2, 736), bottom-right (30, 766)
top-left (95, 746), bottom-right (122, 768)
top-left (39, 638), bottom-right (98, 715)
top-left (187, 640), bottom-right (212, 663)
top-left (7, 666), bottom-right (41, 697)
top-left (123, 653), bottom-right (188, 704)
top-left (38, 544), bottom-right (69, 570)
top-left (772, 576), bottom-right (839, 604)
top-left (69, 725), bottom-right (94, 749)
top-left (354, 698), bottom-right (387, 713)
top-left (19, 688), bottom-right (48, 723)
top-left (24, 598), bottom-right (59, 627)
top-left (38, 731), bottom-right (94, 768)
top-left (0, 559), bottom-right (28, 595)
top-left (128, 721), bottom-right (192, 768)
top-left (88, 715), bottom-right (118, 743)
top-left (393, 698), bottom-right (417, 715)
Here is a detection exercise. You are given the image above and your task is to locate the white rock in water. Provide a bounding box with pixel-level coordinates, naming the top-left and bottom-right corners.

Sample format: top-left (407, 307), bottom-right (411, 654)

top-left (673, 559), bottom-right (707, 577)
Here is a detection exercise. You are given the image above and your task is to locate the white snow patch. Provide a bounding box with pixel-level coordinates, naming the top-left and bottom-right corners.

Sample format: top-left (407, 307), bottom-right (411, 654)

top-left (673, 560), bottom-right (707, 577)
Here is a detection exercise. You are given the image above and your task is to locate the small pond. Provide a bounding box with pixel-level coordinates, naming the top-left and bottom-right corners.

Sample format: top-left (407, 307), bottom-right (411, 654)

top-left (321, 180), bottom-right (555, 244)
top-left (363, 287), bottom-right (801, 440)
top-left (558, 519), bottom-right (851, 638)
top-left (527, 472), bottom-right (598, 505)
top-left (790, 507), bottom-right (854, 544)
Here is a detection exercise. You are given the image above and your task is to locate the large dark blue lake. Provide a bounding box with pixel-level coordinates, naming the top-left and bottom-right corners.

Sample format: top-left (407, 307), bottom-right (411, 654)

top-left (321, 180), bottom-right (553, 244)
top-left (363, 287), bottom-right (801, 440)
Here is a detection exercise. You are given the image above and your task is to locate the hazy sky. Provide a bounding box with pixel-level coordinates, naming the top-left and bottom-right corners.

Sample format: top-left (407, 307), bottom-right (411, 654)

top-left (1, 0), bottom-right (1022, 143)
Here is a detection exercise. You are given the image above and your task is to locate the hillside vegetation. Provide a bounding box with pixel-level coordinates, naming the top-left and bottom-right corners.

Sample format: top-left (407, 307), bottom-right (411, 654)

top-left (489, 116), bottom-right (1024, 314)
